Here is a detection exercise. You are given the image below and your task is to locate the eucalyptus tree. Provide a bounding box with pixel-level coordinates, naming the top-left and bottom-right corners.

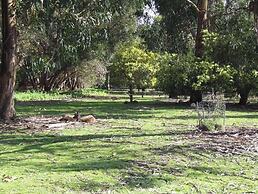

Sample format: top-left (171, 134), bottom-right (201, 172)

top-left (0, 0), bottom-right (148, 120)
top-left (154, 0), bottom-right (258, 104)
top-left (17, 0), bottom-right (148, 91)
top-left (154, 0), bottom-right (197, 53)
top-left (138, 16), bottom-right (169, 52)
top-left (0, 0), bottom-right (17, 120)
top-left (154, 0), bottom-right (209, 102)
top-left (204, 0), bottom-right (258, 105)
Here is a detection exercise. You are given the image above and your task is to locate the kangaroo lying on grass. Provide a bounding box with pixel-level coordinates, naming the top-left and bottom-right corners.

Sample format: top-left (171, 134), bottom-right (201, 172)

top-left (59, 114), bottom-right (75, 122)
top-left (60, 112), bottom-right (96, 123)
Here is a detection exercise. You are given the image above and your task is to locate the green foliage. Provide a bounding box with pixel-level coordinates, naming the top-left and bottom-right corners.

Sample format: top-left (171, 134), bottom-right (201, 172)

top-left (138, 16), bottom-right (168, 52)
top-left (157, 53), bottom-right (233, 96)
top-left (204, 30), bottom-right (258, 89)
top-left (154, 0), bottom-right (197, 53)
top-left (156, 53), bottom-right (189, 96)
top-left (110, 40), bottom-right (160, 89)
top-left (16, 0), bottom-right (148, 91)
top-left (203, 8), bottom-right (258, 100)
top-left (71, 59), bottom-right (108, 89)
top-left (192, 60), bottom-right (234, 92)
top-left (13, 0), bottom-right (258, 103)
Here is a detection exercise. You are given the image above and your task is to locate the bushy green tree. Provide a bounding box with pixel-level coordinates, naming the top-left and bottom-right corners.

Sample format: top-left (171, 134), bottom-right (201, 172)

top-left (154, 0), bottom-right (198, 53)
top-left (110, 40), bottom-right (159, 102)
top-left (203, 6), bottom-right (258, 105)
top-left (16, 0), bottom-right (148, 91)
top-left (157, 53), bottom-right (233, 101)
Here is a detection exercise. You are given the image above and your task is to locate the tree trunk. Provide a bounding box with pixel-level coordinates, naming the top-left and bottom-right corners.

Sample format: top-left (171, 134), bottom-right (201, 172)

top-left (191, 0), bottom-right (207, 103)
top-left (129, 84), bottom-right (133, 103)
top-left (0, 0), bottom-right (17, 120)
top-left (195, 0), bottom-right (208, 58)
top-left (239, 88), bottom-right (251, 106)
top-left (141, 88), bottom-right (145, 98)
top-left (106, 71), bottom-right (110, 90)
top-left (190, 90), bottom-right (202, 104)
top-left (249, 0), bottom-right (258, 52)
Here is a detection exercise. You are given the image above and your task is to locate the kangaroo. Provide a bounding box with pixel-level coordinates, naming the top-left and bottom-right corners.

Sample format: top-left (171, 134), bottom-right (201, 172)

top-left (80, 115), bottom-right (96, 123)
top-left (73, 112), bottom-right (81, 121)
top-left (59, 114), bottom-right (76, 122)
top-left (74, 112), bottom-right (96, 124)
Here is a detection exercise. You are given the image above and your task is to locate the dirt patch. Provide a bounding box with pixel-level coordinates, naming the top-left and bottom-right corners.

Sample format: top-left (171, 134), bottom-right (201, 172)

top-left (0, 117), bottom-right (257, 158)
top-left (0, 116), bottom-right (91, 133)
top-left (187, 126), bottom-right (258, 156)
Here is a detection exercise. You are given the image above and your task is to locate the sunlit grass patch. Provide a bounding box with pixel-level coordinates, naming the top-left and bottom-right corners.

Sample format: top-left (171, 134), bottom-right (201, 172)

top-left (0, 97), bottom-right (257, 193)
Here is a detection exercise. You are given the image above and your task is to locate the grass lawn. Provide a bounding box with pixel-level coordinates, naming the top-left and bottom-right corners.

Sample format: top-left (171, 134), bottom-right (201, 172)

top-left (0, 96), bottom-right (257, 193)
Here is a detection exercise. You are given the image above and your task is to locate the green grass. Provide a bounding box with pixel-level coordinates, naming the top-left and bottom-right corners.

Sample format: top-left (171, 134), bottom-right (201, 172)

top-left (15, 90), bottom-right (68, 101)
top-left (62, 88), bottom-right (109, 98)
top-left (15, 89), bottom-right (108, 101)
top-left (0, 96), bottom-right (257, 193)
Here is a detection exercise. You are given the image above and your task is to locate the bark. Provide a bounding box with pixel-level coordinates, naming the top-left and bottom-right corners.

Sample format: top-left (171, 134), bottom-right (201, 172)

top-left (239, 88), bottom-right (251, 105)
top-left (129, 84), bottom-right (133, 103)
top-left (141, 88), bottom-right (145, 98)
top-left (249, 0), bottom-right (258, 52)
top-left (106, 72), bottom-right (110, 90)
top-left (195, 0), bottom-right (208, 58)
top-left (191, 0), bottom-right (208, 102)
top-left (0, 0), bottom-right (17, 120)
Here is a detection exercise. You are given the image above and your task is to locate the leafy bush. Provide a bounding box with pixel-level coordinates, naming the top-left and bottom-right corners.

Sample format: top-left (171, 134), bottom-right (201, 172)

top-left (110, 40), bottom-right (159, 90)
top-left (156, 53), bottom-right (234, 97)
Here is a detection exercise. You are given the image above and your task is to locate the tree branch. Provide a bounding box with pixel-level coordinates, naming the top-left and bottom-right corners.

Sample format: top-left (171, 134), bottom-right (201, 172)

top-left (186, 0), bottom-right (199, 12)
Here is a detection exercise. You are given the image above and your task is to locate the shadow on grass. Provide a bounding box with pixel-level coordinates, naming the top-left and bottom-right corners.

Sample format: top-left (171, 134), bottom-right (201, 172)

top-left (15, 100), bottom-right (258, 122)
top-left (0, 130), bottom-right (184, 191)
top-left (16, 100), bottom-right (189, 116)
top-left (0, 130), bottom-right (193, 154)
top-left (55, 161), bottom-right (163, 192)
top-left (0, 126), bottom-right (256, 191)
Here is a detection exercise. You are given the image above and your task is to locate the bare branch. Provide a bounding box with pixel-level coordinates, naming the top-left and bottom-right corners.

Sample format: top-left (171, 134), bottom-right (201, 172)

top-left (186, 0), bottom-right (199, 12)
